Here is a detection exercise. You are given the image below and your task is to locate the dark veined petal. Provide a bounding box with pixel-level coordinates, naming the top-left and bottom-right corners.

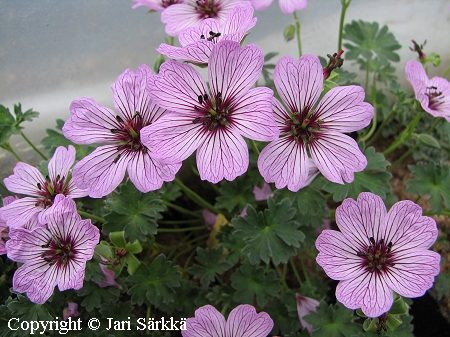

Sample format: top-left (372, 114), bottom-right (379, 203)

top-left (4, 162), bottom-right (44, 197)
top-left (182, 304), bottom-right (226, 337)
top-left (47, 145), bottom-right (76, 182)
top-left (226, 304), bottom-right (273, 337)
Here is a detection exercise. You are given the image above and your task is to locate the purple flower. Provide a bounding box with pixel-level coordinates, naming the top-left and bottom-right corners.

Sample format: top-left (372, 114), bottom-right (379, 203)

top-left (250, 0), bottom-right (307, 14)
top-left (158, 5), bottom-right (257, 65)
top-left (63, 302), bottom-right (80, 320)
top-left (253, 182), bottom-right (273, 201)
top-left (161, 0), bottom-right (251, 36)
top-left (258, 54), bottom-right (374, 191)
top-left (141, 41), bottom-right (279, 183)
top-left (6, 195), bottom-right (100, 304)
top-left (405, 60), bottom-right (450, 122)
top-left (0, 146), bottom-right (88, 228)
top-left (296, 294), bottom-right (319, 333)
top-left (316, 192), bottom-right (441, 318)
top-left (63, 64), bottom-right (181, 198)
top-left (132, 0), bottom-right (183, 12)
top-left (182, 304), bottom-right (273, 337)
top-left (96, 258), bottom-right (122, 289)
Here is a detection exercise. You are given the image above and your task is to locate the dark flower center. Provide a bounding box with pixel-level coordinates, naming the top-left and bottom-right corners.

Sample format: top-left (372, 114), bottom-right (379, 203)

top-left (425, 86), bottom-right (444, 110)
top-left (192, 92), bottom-right (229, 131)
top-left (193, 0), bottom-right (220, 19)
top-left (110, 112), bottom-right (149, 163)
top-left (1, 227), bottom-right (9, 244)
top-left (284, 106), bottom-right (323, 145)
top-left (41, 234), bottom-right (76, 267)
top-left (35, 174), bottom-right (70, 209)
top-left (200, 30), bottom-right (222, 41)
top-left (356, 237), bottom-right (395, 274)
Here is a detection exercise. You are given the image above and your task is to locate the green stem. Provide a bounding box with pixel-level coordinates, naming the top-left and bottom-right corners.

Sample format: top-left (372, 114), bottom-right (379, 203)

top-left (338, 0), bottom-right (352, 51)
top-left (20, 132), bottom-right (47, 160)
top-left (364, 58), bottom-right (371, 94)
top-left (171, 234), bottom-right (209, 263)
top-left (77, 210), bottom-right (106, 223)
top-left (146, 306), bottom-right (151, 334)
top-left (424, 209), bottom-right (450, 216)
top-left (0, 182), bottom-right (13, 196)
top-left (299, 255), bottom-right (311, 287)
top-left (163, 200), bottom-right (202, 218)
top-left (1, 142), bottom-right (23, 162)
top-left (443, 64), bottom-right (450, 78)
top-left (158, 219), bottom-right (200, 225)
top-left (250, 139), bottom-right (260, 156)
top-left (293, 11), bottom-right (302, 57)
top-left (289, 256), bottom-right (303, 287)
top-left (383, 110), bottom-right (423, 156)
top-left (359, 72), bottom-right (378, 142)
top-left (183, 249), bottom-right (197, 270)
top-left (174, 176), bottom-right (220, 214)
top-left (366, 107), bottom-right (397, 147)
top-left (157, 226), bottom-right (205, 233)
top-left (274, 264), bottom-right (289, 291)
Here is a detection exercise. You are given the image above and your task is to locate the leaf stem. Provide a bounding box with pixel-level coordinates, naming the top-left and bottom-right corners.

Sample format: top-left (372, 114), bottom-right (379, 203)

top-left (293, 11), bottom-right (302, 57)
top-left (383, 110), bottom-right (423, 156)
top-left (158, 219), bottom-right (200, 225)
top-left (274, 263), bottom-right (289, 291)
top-left (359, 72), bottom-right (378, 142)
top-left (250, 139), bottom-right (260, 156)
top-left (364, 58), bottom-right (371, 94)
top-left (366, 106), bottom-right (397, 147)
top-left (1, 142), bottom-right (23, 162)
top-left (163, 200), bottom-right (202, 218)
top-left (0, 182), bottom-right (13, 196)
top-left (299, 254), bottom-right (311, 287)
top-left (443, 64), bottom-right (450, 78)
top-left (20, 131), bottom-right (47, 160)
top-left (77, 210), bottom-right (106, 223)
top-left (289, 256), bottom-right (303, 287)
top-left (338, 0), bottom-right (352, 51)
top-left (157, 226), bottom-right (205, 233)
top-left (174, 176), bottom-right (220, 214)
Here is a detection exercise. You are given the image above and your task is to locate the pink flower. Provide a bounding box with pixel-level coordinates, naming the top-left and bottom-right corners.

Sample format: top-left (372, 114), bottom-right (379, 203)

top-left (141, 41), bottom-right (279, 183)
top-left (258, 54), bottom-right (374, 191)
top-left (96, 258), bottom-right (122, 289)
top-left (158, 5), bottom-right (257, 65)
top-left (132, 0), bottom-right (183, 12)
top-left (6, 195), bottom-right (100, 304)
top-left (405, 60), bottom-right (450, 122)
top-left (316, 192), bottom-right (441, 318)
top-left (296, 294), bottom-right (319, 333)
top-left (0, 146), bottom-right (88, 228)
top-left (182, 304), bottom-right (273, 336)
top-left (250, 0), bottom-right (307, 14)
top-left (63, 302), bottom-right (80, 320)
top-left (161, 0), bottom-right (251, 36)
top-left (63, 64), bottom-right (181, 198)
top-left (253, 182), bottom-right (273, 201)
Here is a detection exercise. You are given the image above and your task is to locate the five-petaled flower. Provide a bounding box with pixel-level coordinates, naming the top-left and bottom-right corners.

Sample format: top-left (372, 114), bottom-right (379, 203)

top-left (250, 0), bottom-right (307, 14)
top-left (6, 195), bottom-right (100, 304)
top-left (182, 304), bottom-right (273, 336)
top-left (141, 40), bottom-right (279, 183)
top-left (0, 146), bottom-right (88, 228)
top-left (63, 64), bottom-right (181, 198)
top-left (316, 192), bottom-right (441, 317)
top-left (296, 293), bottom-right (319, 333)
top-left (405, 60), bottom-right (450, 122)
top-left (258, 54), bottom-right (374, 191)
top-left (161, 0), bottom-right (251, 36)
top-left (158, 5), bottom-right (257, 65)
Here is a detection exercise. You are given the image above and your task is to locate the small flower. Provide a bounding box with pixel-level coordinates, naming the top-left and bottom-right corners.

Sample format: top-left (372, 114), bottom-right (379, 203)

top-left (132, 0), bottom-right (183, 12)
top-left (182, 304), bottom-right (273, 337)
top-left (6, 195), bottom-right (100, 304)
top-left (250, 0), bottom-right (307, 14)
top-left (258, 54), bottom-right (373, 191)
top-left (161, 0), bottom-right (251, 36)
top-left (0, 146), bottom-right (88, 228)
top-left (253, 182), bottom-right (273, 201)
top-left (323, 49), bottom-right (344, 80)
top-left (316, 192), bottom-right (441, 317)
top-left (63, 64), bottom-right (181, 198)
top-left (158, 5), bottom-right (257, 65)
top-left (296, 293), bottom-right (319, 333)
top-left (410, 40), bottom-right (426, 61)
top-left (405, 60), bottom-right (450, 122)
top-left (63, 302), bottom-right (80, 320)
top-left (96, 257), bottom-right (122, 289)
top-left (141, 40), bottom-right (279, 183)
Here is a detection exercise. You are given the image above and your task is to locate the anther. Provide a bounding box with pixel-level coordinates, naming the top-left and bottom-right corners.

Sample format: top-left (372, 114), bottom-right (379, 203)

top-left (203, 94), bottom-right (208, 101)
top-left (194, 105), bottom-right (200, 112)
top-left (198, 95), bottom-right (203, 104)
top-left (379, 238), bottom-right (384, 245)
top-left (37, 183), bottom-right (42, 190)
top-left (116, 115), bottom-right (125, 123)
top-left (369, 237), bottom-right (376, 245)
top-left (193, 117), bottom-right (201, 124)
top-left (113, 154), bottom-right (121, 164)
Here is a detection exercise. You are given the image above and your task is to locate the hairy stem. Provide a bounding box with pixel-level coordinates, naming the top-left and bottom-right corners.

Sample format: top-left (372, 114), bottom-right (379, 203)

top-left (338, 0), bottom-right (352, 51)
top-left (174, 176), bottom-right (220, 214)
top-left (293, 11), bottom-right (302, 57)
top-left (77, 210), bottom-right (106, 223)
top-left (383, 110), bottom-right (423, 156)
top-left (21, 132), bottom-right (48, 160)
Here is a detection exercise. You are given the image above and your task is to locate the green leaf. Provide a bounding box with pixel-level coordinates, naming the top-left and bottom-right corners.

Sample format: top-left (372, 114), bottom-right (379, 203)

top-left (158, 182), bottom-right (181, 203)
top-left (435, 271), bottom-right (450, 300)
top-left (77, 282), bottom-right (121, 311)
top-left (230, 261), bottom-right (281, 308)
top-left (418, 133), bottom-right (441, 149)
top-left (110, 231), bottom-right (127, 249)
top-left (232, 197), bottom-right (304, 265)
top-left (0, 104), bottom-right (39, 146)
top-left (103, 180), bottom-right (164, 242)
top-left (216, 225), bottom-right (245, 267)
top-left (187, 245), bottom-right (232, 287)
top-left (322, 147), bottom-right (392, 201)
top-left (406, 162), bottom-right (450, 214)
top-left (215, 178), bottom-right (255, 214)
top-left (124, 253), bottom-right (141, 275)
top-left (304, 302), bottom-right (360, 337)
top-left (424, 52), bottom-right (441, 67)
top-left (264, 52), bottom-right (279, 62)
top-left (343, 20), bottom-right (401, 64)
top-left (127, 255), bottom-right (181, 307)
top-left (264, 293), bottom-right (301, 335)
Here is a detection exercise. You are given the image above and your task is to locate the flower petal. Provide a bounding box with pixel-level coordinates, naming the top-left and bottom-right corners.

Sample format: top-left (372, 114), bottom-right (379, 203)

top-left (279, 0), bottom-right (307, 14)
top-left (309, 131), bottom-right (367, 184)
top-left (182, 305), bottom-right (226, 337)
top-left (178, 19), bottom-right (221, 46)
top-left (4, 162), bottom-right (44, 197)
top-left (72, 145), bottom-right (128, 198)
top-left (314, 86), bottom-right (374, 133)
top-left (48, 145), bottom-right (76, 181)
top-left (221, 5), bottom-right (257, 39)
top-left (157, 40), bottom-right (213, 65)
top-left (274, 54), bottom-right (322, 114)
top-left (250, 0), bottom-right (272, 10)
top-left (196, 128), bottom-right (248, 183)
top-left (0, 197), bottom-right (42, 228)
top-left (258, 136), bottom-right (310, 192)
top-left (226, 304), bottom-right (274, 337)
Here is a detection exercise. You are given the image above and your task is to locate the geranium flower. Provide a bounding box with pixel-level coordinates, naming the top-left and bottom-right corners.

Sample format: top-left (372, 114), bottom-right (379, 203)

top-left (63, 64), bottom-right (181, 198)
top-left (157, 5), bottom-right (257, 65)
top-left (63, 302), bottom-right (80, 320)
top-left (316, 192), bottom-right (441, 317)
top-left (182, 304), bottom-right (273, 336)
top-left (250, 0), bottom-right (307, 14)
top-left (258, 54), bottom-right (374, 191)
top-left (6, 195), bottom-right (100, 304)
top-left (0, 146), bottom-right (88, 228)
top-left (405, 60), bottom-right (450, 122)
top-left (296, 294), bottom-right (319, 333)
top-left (141, 40), bottom-right (279, 183)
top-left (161, 0), bottom-right (251, 36)
top-left (132, 0), bottom-right (183, 12)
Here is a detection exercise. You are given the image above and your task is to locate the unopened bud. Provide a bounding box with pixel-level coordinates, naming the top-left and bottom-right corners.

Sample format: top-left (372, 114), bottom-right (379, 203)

top-left (283, 24), bottom-right (296, 42)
